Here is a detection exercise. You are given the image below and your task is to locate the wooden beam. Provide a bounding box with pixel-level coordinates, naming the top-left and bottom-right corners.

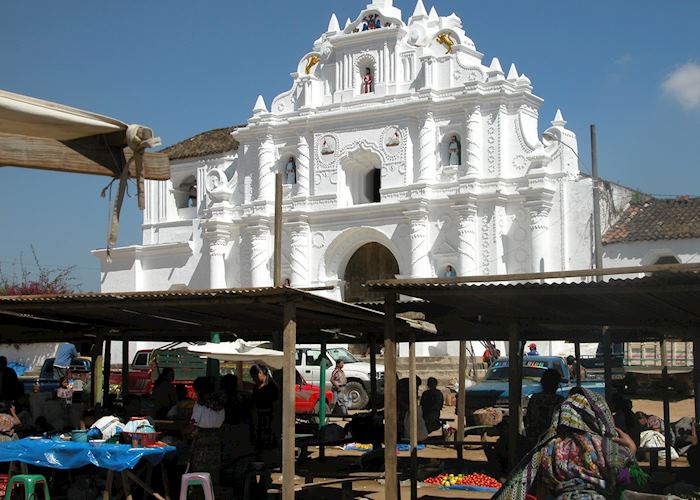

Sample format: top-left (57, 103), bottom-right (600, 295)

top-left (367, 262), bottom-right (700, 288)
top-left (507, 322), bottom-right (522, 471)
top-left (282, 302), bottom-right (297, 500)
top-left (0, 132), bottom-right (169, 180)
top-left (121, 336), bottom-right (130, 397)
top-left (456, 340), bottom-right (466, 462)
top-left (408, 333), bottom-right (418, 500)
top-left (102, 339), bottom-right (112, 406)
top-left (383, 293), bottom-right (398, 500)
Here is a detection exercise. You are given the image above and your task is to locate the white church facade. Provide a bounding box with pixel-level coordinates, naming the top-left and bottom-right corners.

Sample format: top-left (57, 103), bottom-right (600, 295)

top-left (92, 0), bottom-right (637, 357)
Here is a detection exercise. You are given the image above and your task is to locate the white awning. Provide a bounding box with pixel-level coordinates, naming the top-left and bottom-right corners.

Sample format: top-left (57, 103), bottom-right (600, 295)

top-left (187, 340), bottom-right (284, 370)
top-left (0, 89), bottom-right (127, 141)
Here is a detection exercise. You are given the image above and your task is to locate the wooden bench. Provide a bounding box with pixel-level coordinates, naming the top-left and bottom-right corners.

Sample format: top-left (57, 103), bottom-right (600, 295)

top-left (267, 472), bottom-right (397, 500)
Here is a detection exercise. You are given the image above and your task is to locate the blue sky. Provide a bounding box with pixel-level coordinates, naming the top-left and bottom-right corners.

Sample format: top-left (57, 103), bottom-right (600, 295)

top-left (1, 0), bottom-right (699, 291)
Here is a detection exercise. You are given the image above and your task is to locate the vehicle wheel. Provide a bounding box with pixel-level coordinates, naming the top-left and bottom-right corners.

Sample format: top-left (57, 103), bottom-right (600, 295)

top-left (310, 399), bottom-right (331, 425)
top-left (345, 381), bottom-right (369, 410)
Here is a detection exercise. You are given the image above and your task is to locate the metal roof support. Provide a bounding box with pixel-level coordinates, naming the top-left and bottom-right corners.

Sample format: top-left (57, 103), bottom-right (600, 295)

top-left (383, 292), bottom-right (398, 500)
top-left (508, 322), bottom-right (523, 472)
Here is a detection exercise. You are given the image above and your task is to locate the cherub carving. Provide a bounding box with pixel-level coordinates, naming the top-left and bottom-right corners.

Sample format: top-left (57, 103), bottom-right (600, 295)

top-left (436, 32), bottom-right (455, 54)
top-left (305, 55), bottom-right (320, 75)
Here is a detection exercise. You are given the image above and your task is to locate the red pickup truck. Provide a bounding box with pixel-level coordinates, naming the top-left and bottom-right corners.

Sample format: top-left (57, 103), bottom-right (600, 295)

top-left (110, 348), bottom-right (332, 414)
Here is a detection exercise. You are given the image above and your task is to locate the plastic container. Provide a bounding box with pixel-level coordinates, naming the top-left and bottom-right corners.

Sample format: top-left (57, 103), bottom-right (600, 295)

top-left (71, 430), bottom-right (89, 443)
top-left (124, 432), bottom-right (160, 447)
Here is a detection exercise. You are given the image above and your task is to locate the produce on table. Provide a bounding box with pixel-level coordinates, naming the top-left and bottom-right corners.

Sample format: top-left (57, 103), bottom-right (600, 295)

top-left (423, 472), bottom-right (501, 489)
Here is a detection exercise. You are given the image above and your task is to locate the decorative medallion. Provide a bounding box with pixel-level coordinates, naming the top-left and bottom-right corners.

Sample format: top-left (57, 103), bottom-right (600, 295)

top-left (513, 154), bottom-right (527, 171)
top-left (382, 126), bottom-right (402, 153)
top-left (312, 232), bottom-right (325, 249)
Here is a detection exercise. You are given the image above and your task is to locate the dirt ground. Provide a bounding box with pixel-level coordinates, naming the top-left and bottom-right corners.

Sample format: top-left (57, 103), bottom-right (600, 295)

top-left (274, 396), bottom-right (697, 499)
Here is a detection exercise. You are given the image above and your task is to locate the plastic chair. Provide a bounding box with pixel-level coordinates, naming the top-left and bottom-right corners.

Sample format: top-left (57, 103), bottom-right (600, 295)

top-left (5, 474), bottom-right (50, 500)
top-left (179, 472), bottom-right (214, 500)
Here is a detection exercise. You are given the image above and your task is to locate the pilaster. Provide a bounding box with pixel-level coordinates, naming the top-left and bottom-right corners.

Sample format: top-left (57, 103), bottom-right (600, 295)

top-left (404, 204), bottom-right (432, 278)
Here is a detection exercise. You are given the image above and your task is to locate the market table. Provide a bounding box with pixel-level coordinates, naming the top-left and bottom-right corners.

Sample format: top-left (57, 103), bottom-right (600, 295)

top-left (0, 438), bottom-right (175, 500)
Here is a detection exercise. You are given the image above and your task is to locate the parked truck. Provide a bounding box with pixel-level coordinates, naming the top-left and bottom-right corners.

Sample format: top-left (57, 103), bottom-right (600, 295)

top-left (581, 341), bottom-right (693, 396)
top-left (20, 356), bottom-right (92, 396)
top-left (295, 346), bottom-right (384, 410)
top-left (463, 356), bottom-right (605, 424)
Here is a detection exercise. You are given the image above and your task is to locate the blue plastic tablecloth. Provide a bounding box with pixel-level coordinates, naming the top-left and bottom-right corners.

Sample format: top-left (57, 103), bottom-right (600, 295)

top-left (0, 439), bottom-right (175, 472)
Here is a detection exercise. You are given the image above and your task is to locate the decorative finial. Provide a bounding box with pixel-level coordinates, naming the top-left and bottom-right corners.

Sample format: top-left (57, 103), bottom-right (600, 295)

top-left (411, 0), bottom-right (427, 18)
top-left (507, 63), bottom-right (519, 80)
top-left (551, 109), bottom-right (567, 127)
top-left (253, 95), bottom-right (268, 114)
top-left (517, 73), bottom-right (531, 86)
top-left (488, 57), bottom-right (504, 79)
top-left (429, 6), bottom-right (438, 20)
top-left (327, 13), bottom-right (340, 33)
top-left (344, 18), bottom-right (352, 29)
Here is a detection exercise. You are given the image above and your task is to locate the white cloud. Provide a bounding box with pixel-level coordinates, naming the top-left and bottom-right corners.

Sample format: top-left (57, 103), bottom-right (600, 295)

top-left (662, 62), bottom-right (700, 110)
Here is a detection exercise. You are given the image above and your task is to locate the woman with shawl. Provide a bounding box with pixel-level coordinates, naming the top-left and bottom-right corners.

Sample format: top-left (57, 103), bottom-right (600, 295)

top-left (495, 388), bottom-right (646, 500)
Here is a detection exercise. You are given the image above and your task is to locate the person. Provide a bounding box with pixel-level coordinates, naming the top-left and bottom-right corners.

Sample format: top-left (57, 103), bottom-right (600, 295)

top-left (189, 377), bottom-right (225, 497)
top-left (482, 346), bottom-right (497, 367)
top-left (445, 264), bottom-right (457, 278)
top-left (523, 368), bottom-right (565, 445)
top-left (611, 393), bottom-right (641, 448)
top-left (151, 367), bottom-right (177, 418)
top-left (526, 343), bottom-right (539, 356)
top-left (397, 376), bottom-right (422, 438)
top-left (54, 343), bottom-right (78, 379)
top-left (362, 68), bottom-right (373, 94)
top-left (331, 359), bottom-right (348, 416)
top-left (0, 402), bottom-right (21, 442)
top-left (0, 357), bottom-right (22, 402)
top-left (123, 394), bottom-right (144, 421)
top-left (566, 355), bottom-right (587, 380)
top-left (374, 14), bottom-right (381, 29)
top-left (284, 157), bottom-right (296, 184)
top-left (420, 377), bottom-right (444, 434)
top-left (249, 365), bottom-right (280, 465)
top-left (166, 384), bottom-right (195, 422)
top-left (495, 388), bottom-right (645, 500)
top-left (448, 136), bottom-right (461, 166)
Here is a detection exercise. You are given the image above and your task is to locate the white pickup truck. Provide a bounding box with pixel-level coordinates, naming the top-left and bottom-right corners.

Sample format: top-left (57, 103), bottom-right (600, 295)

top-left (295, 346), bottom-right (384, 410)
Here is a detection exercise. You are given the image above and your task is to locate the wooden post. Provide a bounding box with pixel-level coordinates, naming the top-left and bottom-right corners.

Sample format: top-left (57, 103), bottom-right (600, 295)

top-left (574, 342), bottom-right (582, 386)
top-left (408, 333), bottom-right (418, 500)
top-left (91, 334), bottom-right (104, 407)
top-left (694, 339), bottom-right (700, 425)
top-left (273, 172), bottom-right (283, 286)
top-left (319, 341), bottom-right (328, 460)
top-left (508, 322), bottom-right (522, 471)
top-left (661, 339), bottom-right (672, 470)
top-left (121, 337), bottom-right (130, 397)
top-left (602, 326), bottom-right (613, 406)
top-left (282, 302), bottom-right (297, 500)
top-left (456, 340), bottom-right (467, 462)
top-left (102, 339), bottom-right (112, 407)
top-left (370, 340), bottom-right (378, 414)
top-left (383, 293), bottom-right (398, 500)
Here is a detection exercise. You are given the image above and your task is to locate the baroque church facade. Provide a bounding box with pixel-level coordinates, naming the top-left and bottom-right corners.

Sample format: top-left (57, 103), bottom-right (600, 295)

top-left (94, 0), bottom-right (631, 326)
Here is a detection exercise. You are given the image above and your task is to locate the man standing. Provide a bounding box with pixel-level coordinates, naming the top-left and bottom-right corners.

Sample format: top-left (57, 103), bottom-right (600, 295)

top-left (54, 342), bottom-right (78, 379)
top-left (0, 357), bottom-right (22, 402)
top-left (526, 343), bottom-right (540, 356)
top-left (331, 359), bottom-right (348, 416)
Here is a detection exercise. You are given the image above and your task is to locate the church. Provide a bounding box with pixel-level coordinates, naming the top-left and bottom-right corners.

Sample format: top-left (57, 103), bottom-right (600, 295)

top-left (93, 0), bottom-right (638, 355)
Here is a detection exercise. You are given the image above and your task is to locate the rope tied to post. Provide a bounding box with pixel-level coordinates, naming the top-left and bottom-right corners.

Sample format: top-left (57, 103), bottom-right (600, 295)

top-left (103, 124), bottom-right (161, 262)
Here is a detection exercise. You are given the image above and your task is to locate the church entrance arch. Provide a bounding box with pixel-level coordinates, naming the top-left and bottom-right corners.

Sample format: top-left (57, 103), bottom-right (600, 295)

top-left (343, 242), bottom-right (399, 303)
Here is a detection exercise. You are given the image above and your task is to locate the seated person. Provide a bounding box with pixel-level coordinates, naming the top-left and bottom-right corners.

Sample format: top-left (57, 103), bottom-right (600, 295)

top-left (523, 369), bottom-right (564, 445)
top-left (420, 377), bottom-right (444, 434)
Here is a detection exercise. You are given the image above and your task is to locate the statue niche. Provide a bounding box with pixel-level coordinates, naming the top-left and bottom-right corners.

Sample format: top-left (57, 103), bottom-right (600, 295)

top-left (361, 67), bottom-right (374, 94)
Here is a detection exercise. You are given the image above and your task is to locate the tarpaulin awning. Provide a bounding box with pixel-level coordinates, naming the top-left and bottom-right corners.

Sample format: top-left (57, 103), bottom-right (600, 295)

top-left (188, 339), bottom-right (284, 369)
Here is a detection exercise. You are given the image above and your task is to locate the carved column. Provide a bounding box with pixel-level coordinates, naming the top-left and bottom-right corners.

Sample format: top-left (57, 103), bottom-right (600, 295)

top-left (257, 135), bottom-right (275, 201)
top-left (247, 223), bottom-right (272, 287)
top-left (526, 202), bottom-right (552, 273)
top-left (465, 106), bottom-right (482, 177)
top-left (404, 205), bottom-right (432, 278)
top-left (453, 203), bottom-right (478, 276)
top-left (288, 220), bottom-right (310, 287)
top-left (203, 222), bottom-right (233, 289)
top-left (417, 112), bottom-right (436, 183)
top-left (295, 135), bottom-right (310, 197)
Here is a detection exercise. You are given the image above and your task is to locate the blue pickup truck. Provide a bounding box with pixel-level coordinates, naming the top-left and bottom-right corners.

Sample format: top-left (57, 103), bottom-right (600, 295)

top-left (464, 356), bottom-right (605, 424)
top-left (20, 357), bottom-right (92, 395)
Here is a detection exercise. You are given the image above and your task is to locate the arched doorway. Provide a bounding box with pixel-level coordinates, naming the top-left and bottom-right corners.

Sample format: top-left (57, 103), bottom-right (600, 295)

top-left (343, 242), bottom-right (399, 303)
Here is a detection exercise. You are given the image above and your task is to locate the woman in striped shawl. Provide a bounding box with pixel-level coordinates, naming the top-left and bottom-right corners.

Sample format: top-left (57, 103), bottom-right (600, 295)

top-left (495, 388), bottom-right (645, 500)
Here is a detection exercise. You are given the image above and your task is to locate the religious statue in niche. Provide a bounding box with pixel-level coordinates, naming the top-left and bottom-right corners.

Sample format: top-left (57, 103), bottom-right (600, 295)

top-left (205, 169), bottom-right (233, 202)
top-left (445, 265), bottom-right (457, 278)
top-left (448, 136), bottom-right (461, 166)
top-left (285, 157), bottom-right (297, 184)
top-left (320, 136), bottom-right (336, 156)
top-left (305, 54), bottom-right (320, 75)
top-left (385, 128), bottom-right (401, 148)
top-left (361, 68), bottom-right (374, 94)
top-left (361, 14), bottom-right (382, 31)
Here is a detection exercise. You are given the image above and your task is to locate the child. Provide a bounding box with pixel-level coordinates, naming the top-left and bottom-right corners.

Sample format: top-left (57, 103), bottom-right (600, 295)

top-left (0, 402), bottom-right (21, 442)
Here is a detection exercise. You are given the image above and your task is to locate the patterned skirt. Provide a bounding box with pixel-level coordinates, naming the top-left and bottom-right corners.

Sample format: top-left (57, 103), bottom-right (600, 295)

top-left (190, 428), bottom-right (222, 486)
